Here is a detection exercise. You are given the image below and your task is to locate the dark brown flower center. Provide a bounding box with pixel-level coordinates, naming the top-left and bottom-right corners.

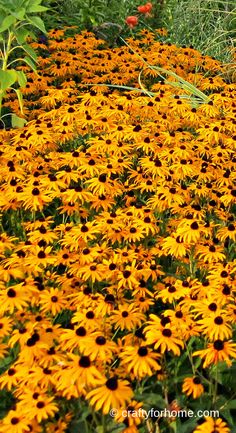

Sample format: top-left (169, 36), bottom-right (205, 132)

top-left (86, 311), bottom-right (95, 319)
top-left (11, 417), bottom-right (19, 425)
top-left (122, 311), bottom-right (129, 318)
top-left (214, 316), bottom-right (223, 325)
top-left (106, 377), bottom-right (118, 390)
top-left (76, 327), bottom-right (86, 336)
top-left (96, 336), bottom-right (106, 345)
top-left (79, 356), bottom-right (91, 368)
top-left (213, 340), bottom-right (224, 351)
top-left (190, 222), bottom-right (199, 230)
top-left (162, 329), bottom-right (172, 337)
top-left (7, 289), bottom-right (16, 298)
top-left (193, 376), bottom-right (201, 385)
top-left (36, 401), bottom-right (45, 409)
top-left (138, 347), bottom-right (148, 357)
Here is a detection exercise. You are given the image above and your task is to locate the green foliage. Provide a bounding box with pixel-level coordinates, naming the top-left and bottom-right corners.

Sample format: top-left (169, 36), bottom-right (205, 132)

top-left (44, 0), bottom-right (164, 41)
top-left (0, 390), bottom-right (15, 419)
top-left (0, 0), bottom-right (47, 127)
top-left (163, 0), bottom-right (236, 62)
top-left (44, 0), bottom-right (235, 64)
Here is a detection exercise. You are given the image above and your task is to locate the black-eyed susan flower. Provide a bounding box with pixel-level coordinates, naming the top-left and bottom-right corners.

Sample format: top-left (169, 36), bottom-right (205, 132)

top-left (193, 340), bottom-right (236, 367)
top-left (182, 376), bottom-right (204, 399)
top-left (114, 400), bottom-right (145, 430)
top-left (1, 410), bottom-right (31, 433)
top-left (119, 345), bottom-right (161, 378)
top-left (59, 325), bottom-right (90, 352)
top-left (0, 364), bottom-right (29, 390)
top-left (196, 313), bottom-right (232, 341)
top-left (86, 376), bottom-right (133, 414)
top-left (20, 186), bottom-right (52, 211)
top-left (65, 353), bottom-right (104, 388)
top-left (175, 220), bottom-right (208, 244)
top-left (72, 309), bottom-right (100, 331)
top-left (0, 316), bottom-right (13, 337)
top-left (39, 288), bottom-right (67, 316)
top-left (0, 285), bottom-right (29, 314)
top-left (144, 314), bottom-right (184, 355)
top-left (117, 263), bottom-right (139, 290)
top-left (161, 234), bottom-right (189, 258)
top-left (23, 396), bottom-right (59, 423)
top-left (81, 333), bottom-right (117, 361)
top-left (193, 417), bottom-right (230, 433)
top-left (110, 304), bottom-right (145, 331)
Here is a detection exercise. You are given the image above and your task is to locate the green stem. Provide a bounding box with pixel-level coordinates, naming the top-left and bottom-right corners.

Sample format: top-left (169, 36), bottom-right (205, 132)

top-left (212, 365), bottom-right (218, 407)
top-left (102, 414), bottom-right (106, 433)
top-left (111, 326), bottom-right (120, 340)
top-left (0, 30), bottom-right (14, 118)
top-left (185, 341), bottom-right (196, 375)
top-left (189, 246), bottom-right (196, 277)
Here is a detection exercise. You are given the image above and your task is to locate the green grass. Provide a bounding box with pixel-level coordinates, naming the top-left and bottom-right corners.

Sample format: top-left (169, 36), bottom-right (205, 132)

top-left (163, 0), bottom-right (236, 62)
top-left (43, 0), bottom-right (236, 63)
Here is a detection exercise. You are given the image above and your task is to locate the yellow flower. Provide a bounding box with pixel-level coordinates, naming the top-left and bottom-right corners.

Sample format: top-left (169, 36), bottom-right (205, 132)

top-left (182, 376), bottom-right (204, 399)
top-left (119, 345), bottom-right (160, 378)
top-left (39, 288), bottom-right (67, 316)
top-left (110, 304), bottom-right (145, 331)
top-left (193, 417), bottom-right (230, 433)
top-left (22, 396), bottom-right (59, 423)
top-left (161, 234), bottom-right (189, 258)
top-left (86, 376), bottom-right (133, 414)
top-left (1, 410), bottom-right (31, 433)
top-left (193, 340), bottom-right (236, 367)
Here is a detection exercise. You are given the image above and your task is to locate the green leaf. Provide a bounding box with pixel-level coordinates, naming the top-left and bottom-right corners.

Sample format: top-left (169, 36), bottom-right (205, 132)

top-left (11, 8), bottom-right (26, 20)
top-left (0, 10), bottom-right (7, 20)
top-left (172, 373), bottom-right (193, 384)
top-left (194, 357), bottom-right (202, 369)
top-left (16, 70), bottom-right (27, 87)
top-left (190, 396), bottom-right (211, 411)
top-left (27, 0), bottom-right (44, 5)
top-left (135, 393), bottom-right (165, 408)
top-left (11, 113), bottom-right (26, 128)
top-left (107, 426), bottom-right (125, 433)
top-left (27, 5), bottom-right (48, 13)
top-left (15, 88), bottom-right (24, 114)
top-left (7, 0), bottom-right (26, 8)
top-left (21, 43), bottom-right (37, 62)
top-left (79, 408), bottom-right (91, 421)
top-left (169, 420), bottom-right (177, 433)
top-left (225, 400), bottom-right (236, 409)
top-left (220, 409), bottom-right (234, 426)
top-left (0, 15), bottom-right (16, 32)
top-left (0, 69), bottom-right (17, 91)
top-left (26, 15), bottom-right (46, 33)
top-left (23, 56), bottom-right (37, 72)
top-left (178, 418), bottom-right (198, 433)
top-left (0, 356), bottom-right (13, 369)
top-left (69, 419), bottom-right (89, 433)
top-left (14, 27), bottom-right (30, 44)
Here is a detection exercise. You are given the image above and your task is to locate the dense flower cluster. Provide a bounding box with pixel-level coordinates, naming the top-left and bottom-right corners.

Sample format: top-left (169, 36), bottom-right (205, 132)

top-left (0, 27), bottom-right (235, 433)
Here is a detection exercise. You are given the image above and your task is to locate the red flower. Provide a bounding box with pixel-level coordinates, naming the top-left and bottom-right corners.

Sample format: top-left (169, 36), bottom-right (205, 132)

top-left (137, 2), bottom-right (152, 15)
top-left (125, 16), bottom-right (138, 28)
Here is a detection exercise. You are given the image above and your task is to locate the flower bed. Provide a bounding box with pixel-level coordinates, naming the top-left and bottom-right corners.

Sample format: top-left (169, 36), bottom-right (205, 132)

top-left (0, 27), bottom-right (235, 433)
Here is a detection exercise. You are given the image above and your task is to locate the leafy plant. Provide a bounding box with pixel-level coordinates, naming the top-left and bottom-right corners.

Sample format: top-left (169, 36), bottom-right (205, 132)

top-left (162, 0), bottom-right (236, 62)
top-left (0, 0), bottom-right (47, 127)
top-left (44, 0), bottom-right (164, 39)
